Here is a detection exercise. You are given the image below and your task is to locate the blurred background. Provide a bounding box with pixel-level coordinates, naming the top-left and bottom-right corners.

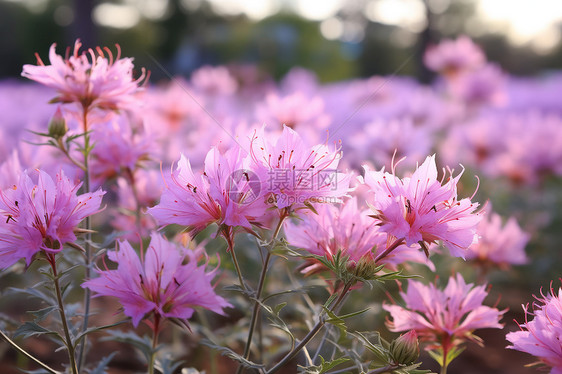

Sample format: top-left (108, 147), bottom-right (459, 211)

top-left (1, 0), bottom-right (562, 81)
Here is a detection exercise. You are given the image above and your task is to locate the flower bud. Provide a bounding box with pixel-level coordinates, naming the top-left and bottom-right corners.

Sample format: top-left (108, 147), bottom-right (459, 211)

top-left (390, 330), bottom-right (420, 365)
top-left (349, 255), bottom-right (380, 280)
top-left (48, 107), bottom-right (68, 139)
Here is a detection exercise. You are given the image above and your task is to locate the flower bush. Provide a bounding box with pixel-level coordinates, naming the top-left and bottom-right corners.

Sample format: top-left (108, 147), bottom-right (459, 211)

top-left (0, 36), bottom-right (560, 374)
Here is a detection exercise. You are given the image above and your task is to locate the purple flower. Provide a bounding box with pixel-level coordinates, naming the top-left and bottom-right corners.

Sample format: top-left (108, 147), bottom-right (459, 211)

top-left (22, 40), bottom-right (146, 113)
top-left (254, 92), bottom-right (331, 135)
top-left (361, 155), bottom-right (482, 258)
top-left (89, 115), bottom-right (154, 185)
top-left (0, 169), bottom-right (104, 269)
top-left (284, 197), bottom-right (432, 274)
top-left (83, 233), bottom-right (231, 327)
top-left (424, 36), bottom-right (485, 76)
top-left (466, 205), bottom-right (529, 266)
top-left (148, 145), bottom-right (268, 240)
top-left (250, 125), bottom-right (351, 209)
top-left (385, 274), bottom-right (504, 348)
top-left (507, 285), bottom-right (562, 373)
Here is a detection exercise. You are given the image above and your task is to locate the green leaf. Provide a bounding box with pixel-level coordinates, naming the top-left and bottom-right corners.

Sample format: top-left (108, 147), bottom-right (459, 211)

top-left (352, 331), bottom-right (390, 364)
top-left (335, 308), bottom-right (370, 321)
top-left (8, 286), bottom-right (56, 305)
top-left (262, 288), bottom-right (310, 303)
top-left (155, 355), bottom-right (184, 374)
top-left (101, 330), bottom-right (153, 363)
top-left (201, 340), bottom-right (265, 370)
top-left (298, 355), bottom-right (349, 373)
top-left (73, 320), bottom-right (128, 348)
top-left (223, 284), bottom-right (254, 299)
top-left (28, 306), bottom-right (58, 323)
top-left (13, 322), bottom-right (64, 343)
top-left (88, 352), bottom-right (117, 374)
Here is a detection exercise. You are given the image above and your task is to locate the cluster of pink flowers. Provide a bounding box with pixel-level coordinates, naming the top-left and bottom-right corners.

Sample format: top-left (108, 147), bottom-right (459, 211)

top-left (0, 36), bottom-right (555, 373)
top-left (149, 125), bottom-right (351, 245)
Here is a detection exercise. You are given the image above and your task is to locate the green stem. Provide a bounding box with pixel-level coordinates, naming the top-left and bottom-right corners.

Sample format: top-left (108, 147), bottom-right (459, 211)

top-left (367, 365), bottom-right (400, 374)
top-left (374, 238), bottom-right (405, 263)
top-left (311, 291), bottom-right (350, 365)
top-left (126, 167), bottom-right (143, 235)
top-left (148, 315), bottom-right (161, 374)
top-left (229, 245), bottom-right (247, 291)
top-left (266, 282), bottom-right (353, 374)
top-left (49, 255), bottom-right (79, 374)
top-left (235, 210), bottom-right (289, 374)
top-left (0, 329), bottom-right (62, 374)
top-left (440, 335), bottom-right (450, 374)
top-left (77, 105), bottom-right (92, 372)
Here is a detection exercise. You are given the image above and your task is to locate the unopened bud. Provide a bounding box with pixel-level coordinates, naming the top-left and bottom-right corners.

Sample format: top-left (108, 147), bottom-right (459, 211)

top-left (48, 107), bottom-right (68, 139)
top-left (350, 255), bottom-right (380, 280)
top-left (390, 330), bottom-right (420, 365)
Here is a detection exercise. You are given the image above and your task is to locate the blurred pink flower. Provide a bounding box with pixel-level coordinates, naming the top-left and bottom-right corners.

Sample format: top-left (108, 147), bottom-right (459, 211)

top-left (83, 233), bottom-right (231, 327)
top-left (191, 65), bottom-right (238, 96)
top-left (22, 40), bottom-right (146, 114)
top-left (284, 197), bottom-right (433, 274)
top-left (449, 63), bottom-right (507, 107)
top-left (148, 145), bottom-right (268, 242)
top-left (0, 169), bottom-right (104, 269)
top-left (250, 125), bottom-right (351, 209)
top-left (348, 117), bottom-right (432, 170)
top-left (424, 36), bottom-right (485, 75)
top-left (361, 155), bottom-right (482, 258)
top-left (466, 206), bottom-right (529, 266)
top-left (111, 169), bottom-right (163, 241)
top-left (254, 92), bottom-right (331, 133)
top-left (507, 285), bottom-right (562, 373)
top-left (384, 274), bottom-right (503, 348)
top-left (89, 116), bottom-right (154, 185)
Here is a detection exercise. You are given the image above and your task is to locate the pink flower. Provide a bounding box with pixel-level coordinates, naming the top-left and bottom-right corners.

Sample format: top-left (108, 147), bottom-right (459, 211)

top-left (507, 285), bottom-right (562, 373)
top-left (348, 117), bottom-right (432, 170)
top-left (284, 197), bottom-right (432, 274)
top-left (83, 233), bottom-right (231, 327)
top-left (111, 169), bottom-right (163, 241)
top-left (449, 63), bottom-right (507, 107)
top-left (191, 65), bottom-right (238, 96)
top-left (22, 40), bottom-right (146, 112)
top-left (361, 155), bottom-right (482, 258)
top-left (424, 36), bottom-right (485, 75)
top-left (89, 115), bottom-right (154, 185)
top-left (254, 92), bottom-right (331, 133)
top-left (250, 125), bottom-right (351, 209)
top-left (384, 274), bottom-right (504, 347)
top-left (0, 169), bottom-right (104, 269)
top-left (148, 145), bottom-right (268, 241)
top-left (466, 206), bottom-right (529, 266)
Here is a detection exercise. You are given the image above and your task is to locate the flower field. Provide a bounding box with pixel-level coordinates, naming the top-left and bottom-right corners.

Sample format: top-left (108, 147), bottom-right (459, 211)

top-left (0, 36), bottom-right (562, 374)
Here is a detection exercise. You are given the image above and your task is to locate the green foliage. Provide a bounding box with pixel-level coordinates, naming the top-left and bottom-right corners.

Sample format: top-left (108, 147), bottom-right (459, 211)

top-left (427, 345), bottom-right (466, 369)
top-left (201, 339), bottom-right (265, 371)
top-left (298, 355), bottom-right (350, 373)
top-left (88, 353), bottom-right (118, 374)
top-left (101, 330), bottom-right (155, 363)
top-left (352, 332), bottom-right (434, 374)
